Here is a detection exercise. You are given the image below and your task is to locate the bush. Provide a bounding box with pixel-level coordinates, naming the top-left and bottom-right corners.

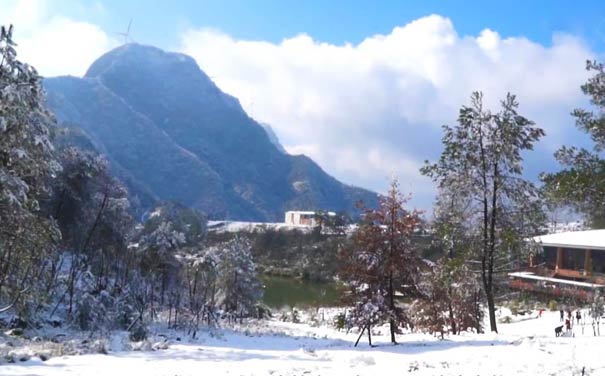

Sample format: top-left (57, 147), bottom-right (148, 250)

top-left (333, 312), bottom-right (346, 330)
top-left (279, 308), bottom-right (300, 323)
top-left (548, 300), bottom-right (558, 311)
top-left (129, 321), bottom-right (148, 342)
top-left (510, 300), bottom-right (520, 315)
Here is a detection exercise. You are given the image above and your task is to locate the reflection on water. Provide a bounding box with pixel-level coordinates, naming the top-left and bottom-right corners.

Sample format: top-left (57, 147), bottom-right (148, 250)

top-left (260, 275), bottom-right (343, 308)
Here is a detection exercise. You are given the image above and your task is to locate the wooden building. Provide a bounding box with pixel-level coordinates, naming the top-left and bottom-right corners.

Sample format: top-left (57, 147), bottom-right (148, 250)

top-left (532, 230), bottom-right (605, 282)
top-left (509, 230), bottom-right (605, 296)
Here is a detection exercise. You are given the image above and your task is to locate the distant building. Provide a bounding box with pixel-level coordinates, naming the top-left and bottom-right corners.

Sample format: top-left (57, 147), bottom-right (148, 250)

top-left (284, 211), bottom-right (335, 227)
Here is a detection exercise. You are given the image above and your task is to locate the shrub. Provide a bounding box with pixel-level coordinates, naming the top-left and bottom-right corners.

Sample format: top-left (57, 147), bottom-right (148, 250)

top-left (129, 321), bottom-right (148, 342)
top-left (510, 300), bottom-right (520, 315)
top-left (548, 300), bottom-right (558, 311)
top-left (334, 312), bottom-right (346, 330)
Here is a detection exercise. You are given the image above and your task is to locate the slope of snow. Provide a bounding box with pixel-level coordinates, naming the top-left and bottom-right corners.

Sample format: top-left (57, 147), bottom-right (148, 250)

top-left (3, 310), bottom-right (604, 375)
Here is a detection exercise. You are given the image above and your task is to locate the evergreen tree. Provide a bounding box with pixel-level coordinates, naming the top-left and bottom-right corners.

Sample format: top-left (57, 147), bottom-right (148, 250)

top-left (541, 60), bottom-right (605, 227)
top-left (177, 250), bottom-right (219, 330)
top-left (422, 92), bottom-right (544, 333)
top-left (136, 201), bottom-right (207, 309)
top-left (213, 237), bottom-right (263, 319)
top-left (0, 25), bottom-right (60, 318)
top-left (421, 187), bottom-right (483, 335)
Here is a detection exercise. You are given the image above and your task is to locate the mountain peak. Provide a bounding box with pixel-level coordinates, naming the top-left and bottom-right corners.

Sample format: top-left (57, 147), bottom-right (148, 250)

top-left (85, 43), bottom-right (198, 78)
top-left (45, 44), bottom-right (378, 220)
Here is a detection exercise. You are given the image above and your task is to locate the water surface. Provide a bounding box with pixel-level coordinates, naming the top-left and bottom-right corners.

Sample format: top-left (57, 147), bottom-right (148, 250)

top-left (261, 275), bottom-right (343, 308)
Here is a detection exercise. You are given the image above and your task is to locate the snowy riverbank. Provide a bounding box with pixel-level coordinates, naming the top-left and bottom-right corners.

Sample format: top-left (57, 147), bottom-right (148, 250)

top-left (2, 309), bottom-right (604, 375)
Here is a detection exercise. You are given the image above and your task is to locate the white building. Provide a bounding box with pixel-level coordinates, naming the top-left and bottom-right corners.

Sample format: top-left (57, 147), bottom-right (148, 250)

top-left (284, 211), bottom-right (335, 227)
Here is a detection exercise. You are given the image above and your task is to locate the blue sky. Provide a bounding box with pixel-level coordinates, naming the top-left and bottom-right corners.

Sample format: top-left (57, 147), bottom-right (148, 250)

top-left (43, 0), bottom-right (605, 49)
top-left (3, 1), bottom-right (605, 211)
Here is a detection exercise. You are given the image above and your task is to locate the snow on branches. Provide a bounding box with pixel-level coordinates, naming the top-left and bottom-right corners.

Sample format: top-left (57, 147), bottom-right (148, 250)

top-left (339, 179), bottom-right (422, 346)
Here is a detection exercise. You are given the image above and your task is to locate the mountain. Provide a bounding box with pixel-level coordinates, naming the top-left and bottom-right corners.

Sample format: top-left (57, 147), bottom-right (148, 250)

top-left (44, 44), bottom-right (378, 221)
top-left (261, 123), bottom-right (287, 154)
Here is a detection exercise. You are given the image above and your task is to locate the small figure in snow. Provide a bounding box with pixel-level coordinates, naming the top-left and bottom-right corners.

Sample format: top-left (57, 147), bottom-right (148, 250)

top-left (565, 317), bottom-right (572, 333)
top-left (560, 309), bottom-right (564, 322)
top-left (576, 310), bottom-right (581, 324)
top-left (538, 309), bottom-right (543, 318)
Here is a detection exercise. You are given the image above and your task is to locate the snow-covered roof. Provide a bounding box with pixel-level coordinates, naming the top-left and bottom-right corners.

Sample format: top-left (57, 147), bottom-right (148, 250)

top-left (532, 229), bottom-right (605, 251)
top-left (509, 271), bottom-right (605, 288)
top-left (284, 211), bottom-right (336, 216)
top-left (285, 211), bottom-right (316, 215)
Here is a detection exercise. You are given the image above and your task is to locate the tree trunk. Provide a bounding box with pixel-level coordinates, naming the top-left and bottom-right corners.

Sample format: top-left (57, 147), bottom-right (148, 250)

top-left (477, 114), bottom-right (498, 333)
top-left (486, 288), bottom-right (497, 332)
top-left (475, 290), bottom-right (483, 333)
top-left (388, 272), bottom-right (397, 344)
top-left (67, 258), bottom-right (77, 315)
top-left (354, 324), bottom-right (366, 347)
top-left (486, 161), bottom-right (499, 333)
top-left (160, 273), bottom-right (166, 306)
top-left (68, 186), bottom-right (109, 315)
top-left (448, 297), bottom-right (457, 335)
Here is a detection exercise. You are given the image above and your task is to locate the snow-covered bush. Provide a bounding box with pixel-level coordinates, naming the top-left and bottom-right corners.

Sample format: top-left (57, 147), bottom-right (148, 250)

top-left (213, 237), bottom-right (263, 319)
top-left (413, 257), bottom-right (483, 336)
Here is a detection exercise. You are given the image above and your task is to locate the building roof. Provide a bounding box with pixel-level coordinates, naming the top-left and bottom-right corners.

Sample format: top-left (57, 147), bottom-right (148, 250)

top-left (532, 229), bottom-right (605, 251)
top-left (285, 211), bottom-right (336, 216)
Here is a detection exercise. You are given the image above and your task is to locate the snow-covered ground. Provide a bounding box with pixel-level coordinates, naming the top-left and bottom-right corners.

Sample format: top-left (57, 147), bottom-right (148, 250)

top-left (2, 309), bottom-right (604, 375)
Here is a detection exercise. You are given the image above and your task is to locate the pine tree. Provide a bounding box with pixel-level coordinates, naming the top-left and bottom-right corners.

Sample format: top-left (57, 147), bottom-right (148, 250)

top-left (422, 92), bottom-right (544, 333)
top-left (136, 201), bottom-right (206, 309)
top-left (541, 60), bottom-right (605, 227)
top-left (422, 188), bottom-right (483, 335)
top-left (213, 237), bottom-right (263, 320)
top-left (0, 25), bottom-right (60, 318)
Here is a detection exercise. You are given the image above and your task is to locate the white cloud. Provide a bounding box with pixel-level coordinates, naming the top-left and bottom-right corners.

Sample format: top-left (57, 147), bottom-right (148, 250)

top-left (0, 6), bottom-right (596, 209)
top-left (180, 14), bottom-right (595, 207)
top-left (2, 0), bottom-right (117, 77)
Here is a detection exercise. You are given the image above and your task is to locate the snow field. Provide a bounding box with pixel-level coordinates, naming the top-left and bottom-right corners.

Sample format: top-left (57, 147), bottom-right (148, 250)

top-left (2, 309), bottom-right (605, 375)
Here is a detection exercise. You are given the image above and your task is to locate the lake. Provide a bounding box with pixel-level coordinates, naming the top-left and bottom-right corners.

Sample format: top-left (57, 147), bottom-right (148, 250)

top-left (260, 275), bottom-right (343, 308)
